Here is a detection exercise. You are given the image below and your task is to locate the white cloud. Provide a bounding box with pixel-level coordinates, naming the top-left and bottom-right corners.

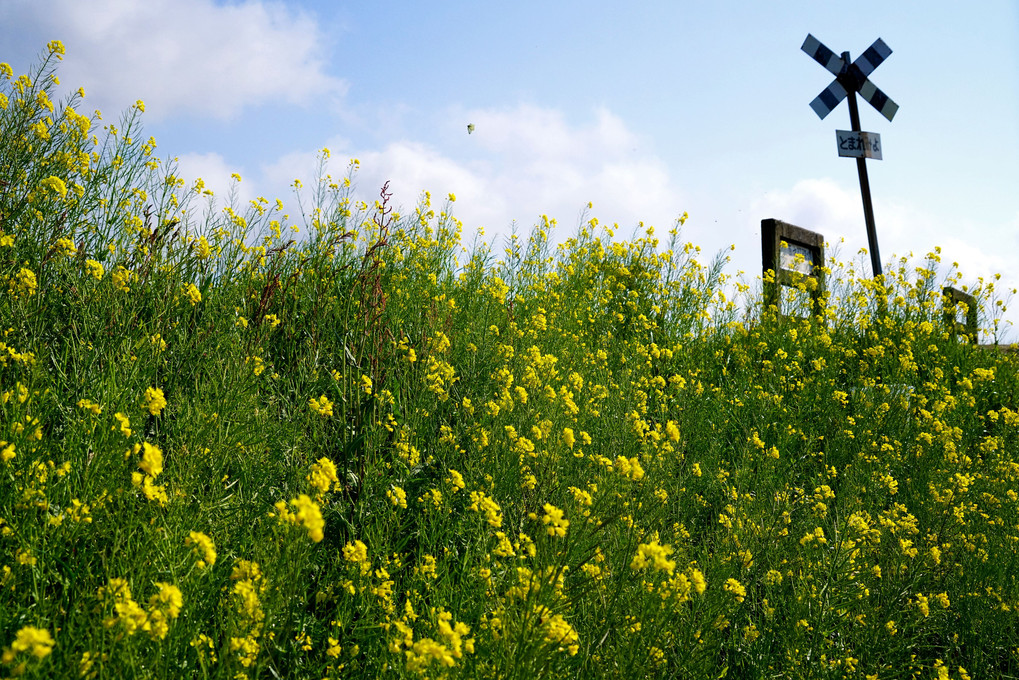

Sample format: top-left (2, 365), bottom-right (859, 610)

top-left (456, 105), bottom-right (678, 235)
top-left (750, 177), bottom-right (1017, 275)
top-left (0, 0), bottom-right (345, 120)
top-left (174, 151), bottom-right (253, 207)
top-left (254, 104), bottom-right (686, 248)
top-left (357, 142), bottom-right (489, 218)
top-left (937, 237), bottom-right (1011, 283)
top-left (258, 141), bottom-right (495, 229)
top-left (752, 178), bottom-right (860, 245)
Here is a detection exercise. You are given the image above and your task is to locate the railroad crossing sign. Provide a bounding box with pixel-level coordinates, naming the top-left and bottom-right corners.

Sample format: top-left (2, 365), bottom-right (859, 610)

top-left (802, 34), bottom-right (898, 122)
top-left (801, 34), bottom-right (899, 277)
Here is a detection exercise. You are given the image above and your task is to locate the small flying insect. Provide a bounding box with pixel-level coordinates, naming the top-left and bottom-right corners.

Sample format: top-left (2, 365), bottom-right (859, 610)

top-left (467, 123), bottom-right (475, 134)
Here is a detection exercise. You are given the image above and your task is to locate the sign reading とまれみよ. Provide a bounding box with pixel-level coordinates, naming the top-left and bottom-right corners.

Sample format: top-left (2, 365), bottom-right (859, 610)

top-left (836, 130), bottom-right (882, 159)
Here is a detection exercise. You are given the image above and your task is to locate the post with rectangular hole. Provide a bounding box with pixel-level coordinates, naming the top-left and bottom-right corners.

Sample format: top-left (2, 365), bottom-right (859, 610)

top-left (762, 218), bottom-right (825, 319)
top-left (942, 286), bottom-right (978, 344)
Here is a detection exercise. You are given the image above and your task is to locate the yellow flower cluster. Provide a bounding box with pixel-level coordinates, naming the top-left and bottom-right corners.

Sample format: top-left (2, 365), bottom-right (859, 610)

top-left (274, 494), bottom-right (326, 542)
top-left (113, 412), bottom-right (131, 437)
top-left (141, 386), bottom-right (166, 416)
top-left (7, 267), bottom-right (37, 298)
top-left (343, 539), bottom-right (371, 576)
top-left (183, 282), bottom-right (201, 306)
top-left (186, 531), bottom-right (217, 568)
top-left (85, 259), bottom-right (104, 280)
top-left (309, 394), bottom-right (333, 417)
top-left (537, 608), bottom-right (580, 656)
top-left (631, 540), bottom-right (676, 574)
top-left (55, 237), bottom-right (76, 257)
top-left (130, 442), bottom-right (167, 505)
top-left (111, 265), bottom-right (133, 292)
top-left (1, 626), bottom-right (54, 672)
top-left (39, 175), bottom-right (67, 199)
top-left (228, 560), bottom-right (266, 668)
top-left (77, 398), bottom-right (102, 415)
top-left (308, 456), bottom-right (339, 497)
top-left (388, 485), bottom-right (408, 508)
top-left (392, 608), bottom-right (475, 675)
top-left (469, 491), bottom-right (503, 528)
top-left (540, 503), bottom-right (569, 538)
top-left (98, 578), bottom-right (182, 640)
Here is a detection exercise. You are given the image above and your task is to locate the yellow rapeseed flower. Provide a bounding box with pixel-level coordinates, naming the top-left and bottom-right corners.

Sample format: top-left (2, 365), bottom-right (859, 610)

top-left (308, 457), bottom-right (339, 496)
top-left (85, 259), bottom-right (104, 280)
top-left (468, 491), bottom-right (503, 528)
top-left (541, 503), bottom-right (569, 538)
top-left (136, 442), bottom-right (164, 477)
top-left (77, 398), bottom-right (102, 416)
top-left (11, 267), bottom-right (37, 297)
top-left (387, 485), bottom-right (408, 509)
top-left (539, 610), bottom-right (579, 656)
top-left (631, 540), bottom-right (676, 574)
top-left (724, 578), bottom-right (747, 603)
top-left (615, 455), bottom-right (645, 481)
top-left (39, 175), bottom-right (67, 199)
top-left (1, 625), bottom-right (55, 665)
top-left (145, 582), bottom-right (182, 640)
top-left (98, 578), bottom-right (148, 635)
top-left (445, 469), bottom-right (465, 492)
top-left (288, 494), bottom-right (325, 542)
top-left (343, 540), bottom-right (370, 574)
top-left (111, 266), bottom-right (133, 292)
top-left (55, 237), bottom-right (77, 257)
top-left (309, 395), bottom-right (333, 417)
top-left (195, 236), bottom-right (212, 259)
top-left (186, 531), bottom-right (217, 568)
top-left (113, 412), bottom-right (131, 437)
top-left (248, 356), bottom-right (265, 375)
top-left (184, 283), bottom-right (201, 306)
top-left (142, 387), bottom-right (166, 416)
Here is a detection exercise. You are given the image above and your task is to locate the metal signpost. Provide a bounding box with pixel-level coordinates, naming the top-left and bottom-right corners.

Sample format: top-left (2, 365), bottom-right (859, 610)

top-left (802, 34), bottom-right (898, 278)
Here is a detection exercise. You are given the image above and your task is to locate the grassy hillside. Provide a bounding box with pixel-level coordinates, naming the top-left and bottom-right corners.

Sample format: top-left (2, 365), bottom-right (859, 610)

top-left (3, 42), bottom-right (1019, 680)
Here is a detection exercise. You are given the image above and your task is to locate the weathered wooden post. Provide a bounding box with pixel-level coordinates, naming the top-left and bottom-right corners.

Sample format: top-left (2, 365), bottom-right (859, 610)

top-left (762, 218), bottom-right (825, 319)
top-left (942, 286), bottom-right (978, 344)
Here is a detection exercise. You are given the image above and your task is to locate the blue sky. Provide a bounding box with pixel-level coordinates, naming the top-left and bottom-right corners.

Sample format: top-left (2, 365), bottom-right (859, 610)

top-left (2, 1), bottom-right (1018, 337)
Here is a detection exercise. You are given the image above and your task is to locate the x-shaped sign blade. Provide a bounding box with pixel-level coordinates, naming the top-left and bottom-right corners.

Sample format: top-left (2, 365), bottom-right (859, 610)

top-left (852, 38), bottom-right (892, 79)
top-left (809, 80), bottom-right (847, 120)
top-left (802, 35), bottom-right (898, 121)
top-left (802, 34), bottom-right (844, 76)
top-left (859, 79), bottom-right (899, 121)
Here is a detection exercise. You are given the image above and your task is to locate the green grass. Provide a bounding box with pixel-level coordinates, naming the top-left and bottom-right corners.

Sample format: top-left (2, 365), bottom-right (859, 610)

top-left (3, 42), bottom-right (1019, 680)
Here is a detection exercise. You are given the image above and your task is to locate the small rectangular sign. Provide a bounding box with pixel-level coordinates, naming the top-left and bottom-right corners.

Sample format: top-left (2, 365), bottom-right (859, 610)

top-left (780, 240), bottom-right (815, 275)
top-left (836, 130), bottom-right (882, 159)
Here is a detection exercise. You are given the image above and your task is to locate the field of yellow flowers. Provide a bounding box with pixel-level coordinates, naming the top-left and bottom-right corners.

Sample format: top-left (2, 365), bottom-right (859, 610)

top-left (3, 42), bottom-right (1019, 680)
